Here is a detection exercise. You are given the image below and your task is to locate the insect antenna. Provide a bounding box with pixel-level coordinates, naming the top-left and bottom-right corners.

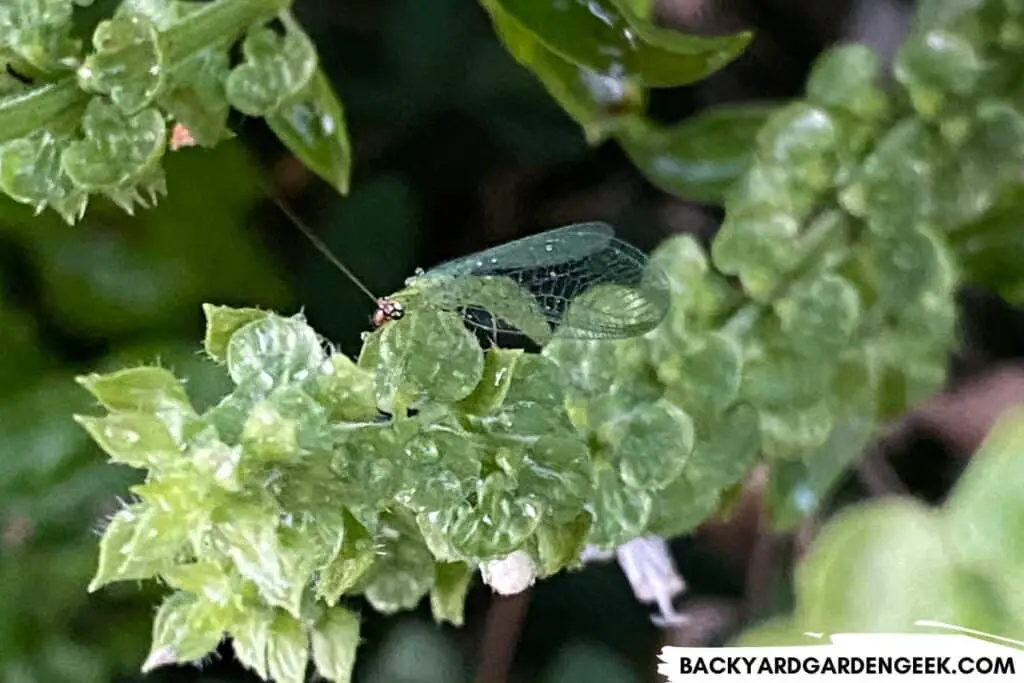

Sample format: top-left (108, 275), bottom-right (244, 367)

top-left (260, 187), bottom-right (380, 304)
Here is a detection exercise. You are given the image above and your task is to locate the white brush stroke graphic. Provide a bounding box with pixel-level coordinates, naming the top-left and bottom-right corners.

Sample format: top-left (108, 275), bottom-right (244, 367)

top-left (658, 621), bottom-right (1023, 681)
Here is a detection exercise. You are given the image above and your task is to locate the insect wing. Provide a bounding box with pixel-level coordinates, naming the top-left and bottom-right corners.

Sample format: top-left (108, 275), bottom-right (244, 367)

top-left (415, 222), bottom-right (670, 342)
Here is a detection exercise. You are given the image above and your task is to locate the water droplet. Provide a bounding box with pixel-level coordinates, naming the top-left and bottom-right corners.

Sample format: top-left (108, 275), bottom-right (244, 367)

top-left (360, 331), bottom-right (369, 341)
top-left (149, 65), bottom-right (160, 76)
top-left (544, 243), bottom-right (554, 252)
top-left (414, 266), bottom-right (425, 276)
top-left (587, 0), bottom-right (615, 26)
top-left (475, 260), bottom-right (484, 268)
top-left (321, 114), bottom-right (335, 134)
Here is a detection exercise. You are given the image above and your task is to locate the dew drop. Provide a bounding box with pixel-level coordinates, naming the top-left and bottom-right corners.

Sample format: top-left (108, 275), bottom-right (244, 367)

top-left (414, 266), bottom-right (425, 276)
top-left (544, 243), bottom-right (554, 252)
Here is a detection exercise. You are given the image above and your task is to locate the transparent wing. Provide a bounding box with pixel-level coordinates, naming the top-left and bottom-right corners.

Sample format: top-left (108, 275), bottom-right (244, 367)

top-left (415, 223), bottom-right (670, 341)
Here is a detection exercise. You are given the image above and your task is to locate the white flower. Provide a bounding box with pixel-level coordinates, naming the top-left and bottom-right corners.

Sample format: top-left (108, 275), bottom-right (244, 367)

top-left (481, 550), bottom-right (537, 595)
top-left (582, 535), bottom-right (688, 626)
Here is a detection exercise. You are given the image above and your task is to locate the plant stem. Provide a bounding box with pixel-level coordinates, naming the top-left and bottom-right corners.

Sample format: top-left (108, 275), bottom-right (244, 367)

top-left (475, 590), bottom-right (532, 683)
top-left (0, 0), bottom-right (290, 144)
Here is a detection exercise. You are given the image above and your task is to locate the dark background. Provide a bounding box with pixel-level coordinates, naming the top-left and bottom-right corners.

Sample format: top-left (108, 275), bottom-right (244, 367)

top-left (4, 1), bottom-right (1022, 682)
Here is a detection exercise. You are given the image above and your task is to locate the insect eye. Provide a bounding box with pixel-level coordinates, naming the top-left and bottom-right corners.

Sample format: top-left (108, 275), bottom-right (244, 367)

top-left (391, 308), bottom-right (405, 320)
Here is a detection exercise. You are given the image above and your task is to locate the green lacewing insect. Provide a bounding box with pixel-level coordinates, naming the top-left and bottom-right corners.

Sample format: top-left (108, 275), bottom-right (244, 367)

top-left (266, 193), bottom-right (669, 345)
top-left (379, 222), bottom-right (672, 345)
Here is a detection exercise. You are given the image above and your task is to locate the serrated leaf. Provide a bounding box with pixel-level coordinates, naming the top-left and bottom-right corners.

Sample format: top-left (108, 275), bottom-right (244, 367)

top-left (213, 508), bottom-right (314, 618)
top-left (614, 400), bottom-right (694, 491)
top-left (0, 130), bottom-right (88, 222)
top-left (241, 386), bottom-right (329, 464)
top-left (225, 313), bottom-right (326, 391)
top-left (60, 97), bottom-right (167, 210)
top-left (75, 412), bottom-right (180, 469)
top-left (518, 435), bottom-right (592, 523)
top-left (0, 0), bottom-right (81, 72)
top-left (647, 473), bottom-right (723, 538)
top-left (90, 504), bottom-right (176, 591)
top-left (618, 104), bottom-right (777, 203)
top-left (396, 425), bottom-right (482, 513)
top-left (76, 365), bottom-right (191, 413)
top-left (658, 332), bottom-right (742, 417)
top-left (78, 12), bottom-right (165, 114)
top-left (267, 612), bottom-right (309, 683)
top-left (430, 562), bottom-right (474, 626)
top-left (226, 18), bottom-right (316, 117)
top-left (202, 304), bottom-right (270, 363)
top-left (231, 608), bottom-right (274, 680)
top-left (160, 45), bottom-right (232, 147)
top-left (266, 68), bottom-right (352, 195)
top-left (311, 606), bottom-right (360, 683)
top-left (161, 560), bottom-right (239, 607)
top-left (143, 591), bottom-right (225, 671)
top-left (478, 0), bottom-right (751, 88)
top-left (759, 400), bottom-right (834, 461)
top-left (895, 29), bottom-right (982, 118)
top-left (317, 511), bottom-right (375, 605)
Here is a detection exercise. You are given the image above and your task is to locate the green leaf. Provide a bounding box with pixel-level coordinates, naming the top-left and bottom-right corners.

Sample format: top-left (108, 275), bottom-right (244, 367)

top-left (793, 500), bottom-right (1000, 632)
top-left (75, 412), bottom-right (180, 469)
top-left (767, 417), bottom-right (875, 531)
top-left (806, 44), bottom-right (888, 122)
top-left (76, 365), bottom-right (192, 414)
top-left (657, 332), bottom-right (742, 418)
top-left (213, 508), bottom-right (315, 619)
top-left (773, 273), bottom-right (861, 358)
top-left (457, 347), bottom-right (523, 415)
top-left (0, 131), bottom-right (88, 222)
top-left (945, 411), bottom-right (1024, 574)
top-left (311, 606), bottom-right (360, 683)
top-left (307, 354), bottom-right (378, 422)
top-left (370, 308), bottom-right (484, 409)
top-left (89, 504), bottom-right (174, 591)
top-left (160, 560), bottom-right (239, 607)
top-left (478, 0), bottom-right (751, 88)
top-left (60, 97), bottom-right (167, 212)
top-left (430, 562), bottom-right (474, 626)
top-left (363, 531), bottom-right (435, 614)
top-left (478, 0), bottom-right (645, 143)
top-left (77, 12), bottom-right (166, 114)
top-left (317, 511), bottom-right (376, 605)
top-left (613, 400), bottom-right (694, 491)
top-left (895, 29), bottom-right (983, 118)
top-left (683, 403), bottom-right (762, 490)
top-left (203, 304), bottom-right (271, 363)
top-left (444, 473), bottom-right (543, 559)
top-left (617, 104), bottom-right (778, 203)
top-left (266, 612), bottom-right (309, 683)
top-left (232, 608), bottom-right (274, 680)
top-left (160, 43), bottom-right (232, 147)
top-left (535, 512), bottom-right (591, 577)
top-left (225, 313), bottom-right (326, 391)
top-left (587, 464), bottom-right (651, 547)
top-left (266, 68), bottom-right (353, 195)
top-left (226, 17), bottom-right (316, 117)
top-left (949, 186), bottom-right (1024, 305)
top-left (0, 0), bottom-right (81, 72)
top-left (143, 591), bottom-right (225, 671)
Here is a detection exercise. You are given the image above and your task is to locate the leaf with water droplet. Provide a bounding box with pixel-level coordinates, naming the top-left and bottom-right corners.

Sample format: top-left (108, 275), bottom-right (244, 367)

top-left (78, 12), bottom-right (166, 114)
top-left (60, 97), bottom-right (167, 212)
top-left (267, 68), bottom-right (353, 195)
top-left (479, 0), bottom-right (750, 88)
top-left (225, 19), bottom-right (316, 117)
top-left (232, 607), bottom-right (274, 679)
top-left (1, 0), bottom-right (81, 72)
top-left (226, 312), bottom-right (326, 391)
top-left (306, 353), bottom-right (377, 422)
top-left (0, 130), bottom-right (89, 222)
top-left (614, 400), bottom-right (694, 490)
top-left (90, 504), bottom-right (177, 590)
top-left (588, 465), bottom-right (651, 547)
top-left (76, 411), bottom-right (180, 469)
top-left (535, 512), bottom-right (591, 577)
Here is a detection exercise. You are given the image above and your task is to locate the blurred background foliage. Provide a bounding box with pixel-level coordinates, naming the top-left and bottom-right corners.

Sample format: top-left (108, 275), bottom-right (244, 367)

top-left (3, 0), bottom-right (1024, 682)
